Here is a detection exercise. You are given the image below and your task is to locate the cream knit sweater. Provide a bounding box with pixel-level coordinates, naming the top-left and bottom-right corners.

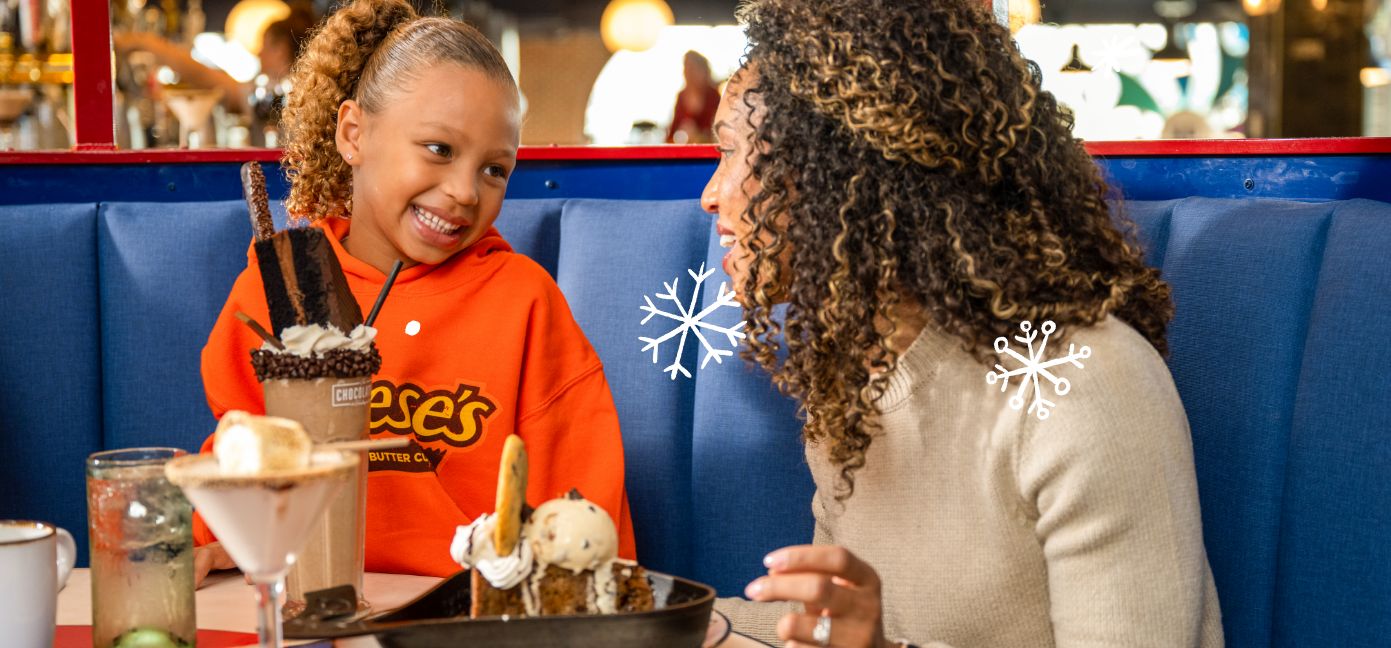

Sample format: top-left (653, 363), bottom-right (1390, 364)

top-left (717, 316), bottom-right (1224, 647)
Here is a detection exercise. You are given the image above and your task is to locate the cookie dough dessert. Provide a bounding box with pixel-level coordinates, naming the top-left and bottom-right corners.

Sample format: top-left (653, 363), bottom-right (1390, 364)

top-left (450, 435), bottom-right (655, 617)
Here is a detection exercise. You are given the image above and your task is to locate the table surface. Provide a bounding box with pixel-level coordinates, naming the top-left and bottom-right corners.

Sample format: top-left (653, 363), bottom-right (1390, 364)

top-left (58, 568), bottom-right (765, 647)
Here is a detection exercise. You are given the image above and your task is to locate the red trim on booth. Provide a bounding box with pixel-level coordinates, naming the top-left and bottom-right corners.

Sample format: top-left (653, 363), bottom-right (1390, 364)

top-left (4, 139), bottom-right (1391, 166)
top-left (0, 146), bottom-right (720, 165)
top-left (1086, 138), bottom-right (1391, 157)
top-left (0, 148), bottom-right (284, 165)
top-left (70, 0), bottom-right (116, 151)
top-left (518, 145), bottom-right (722, 161)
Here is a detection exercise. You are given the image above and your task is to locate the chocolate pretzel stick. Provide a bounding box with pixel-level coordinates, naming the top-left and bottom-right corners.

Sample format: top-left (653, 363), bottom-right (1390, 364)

top-left (234, 310), bottom-right (286, 350)
top-left (241, 162), bottom-right (275, 241)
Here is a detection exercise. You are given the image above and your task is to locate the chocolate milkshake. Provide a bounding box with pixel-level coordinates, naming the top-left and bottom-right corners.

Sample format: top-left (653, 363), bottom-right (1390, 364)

top-left (240, 161), bottom-right (383, 617)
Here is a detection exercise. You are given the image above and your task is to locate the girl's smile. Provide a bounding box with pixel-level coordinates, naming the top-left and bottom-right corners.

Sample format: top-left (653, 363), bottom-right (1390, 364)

top-left (410, 203), bottom-right (471, 246)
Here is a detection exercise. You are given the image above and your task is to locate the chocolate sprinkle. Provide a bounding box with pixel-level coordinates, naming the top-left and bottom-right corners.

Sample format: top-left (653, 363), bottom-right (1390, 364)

top-left (250, 344), bottom-right (382, 381)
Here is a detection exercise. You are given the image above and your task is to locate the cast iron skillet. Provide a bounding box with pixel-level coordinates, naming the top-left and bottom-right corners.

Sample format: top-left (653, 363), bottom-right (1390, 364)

top-left (284, 569), bottom-right (716, 648)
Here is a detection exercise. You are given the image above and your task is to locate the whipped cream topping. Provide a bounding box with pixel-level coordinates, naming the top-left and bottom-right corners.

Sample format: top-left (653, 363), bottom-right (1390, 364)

top-left (264, 324), bottom-right (377, 356)
top-left (212, 410), bottom-right (312, 475)
top-left (451, 514), bottom-right (533, 590)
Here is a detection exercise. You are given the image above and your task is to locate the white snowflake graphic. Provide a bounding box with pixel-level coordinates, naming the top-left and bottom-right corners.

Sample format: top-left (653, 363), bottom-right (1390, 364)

top-left (639, 263), bottom-right (747, 380)
top-left (986, 320), bottom-right (1092, 421)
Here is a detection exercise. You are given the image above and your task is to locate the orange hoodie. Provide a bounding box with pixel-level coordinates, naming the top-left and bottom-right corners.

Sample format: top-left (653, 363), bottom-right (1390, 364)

top-left (198, 216), bottom-right (635, 576)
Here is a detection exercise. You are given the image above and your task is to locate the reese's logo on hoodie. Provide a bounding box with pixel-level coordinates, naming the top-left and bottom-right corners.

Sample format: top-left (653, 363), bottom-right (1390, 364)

top-left (368, 380), bottom-right (497, 452)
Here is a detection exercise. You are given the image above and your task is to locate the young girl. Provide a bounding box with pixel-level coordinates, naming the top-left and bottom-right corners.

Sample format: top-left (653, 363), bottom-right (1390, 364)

top-left (194, 0), bottom-right (635, 581)
top-left (709, 0), bottom-right (1222, 646)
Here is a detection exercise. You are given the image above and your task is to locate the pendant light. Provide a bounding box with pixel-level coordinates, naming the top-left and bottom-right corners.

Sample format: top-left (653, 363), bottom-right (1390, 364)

top-left (600, 0), bottom-right (675, 53)
top-left (1061, 44), bottom-right (1093, 73)
top-left (1150, 22), bottom-right (1192, 77)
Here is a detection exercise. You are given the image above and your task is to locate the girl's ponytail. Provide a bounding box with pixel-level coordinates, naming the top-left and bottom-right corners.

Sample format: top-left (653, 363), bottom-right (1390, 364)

top-left (281, 0), bottom-right (417, 221)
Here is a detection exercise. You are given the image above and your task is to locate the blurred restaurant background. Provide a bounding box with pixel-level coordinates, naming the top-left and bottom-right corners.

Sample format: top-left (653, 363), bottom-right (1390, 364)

top-left (3, 0), bottom-right (1390, 150)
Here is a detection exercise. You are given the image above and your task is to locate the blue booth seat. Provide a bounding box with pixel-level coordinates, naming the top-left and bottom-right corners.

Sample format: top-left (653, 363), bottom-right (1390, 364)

top-left (0, 203), bottom-right (102, 556)
top-left (2, 193), bottom-right (1389, 647)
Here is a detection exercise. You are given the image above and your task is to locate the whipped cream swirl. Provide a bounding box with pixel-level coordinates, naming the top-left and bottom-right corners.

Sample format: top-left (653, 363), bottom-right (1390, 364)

top-left (264, 324), bottom-right (377, 356)
top-left (450, 513), bottom-right (534, 590)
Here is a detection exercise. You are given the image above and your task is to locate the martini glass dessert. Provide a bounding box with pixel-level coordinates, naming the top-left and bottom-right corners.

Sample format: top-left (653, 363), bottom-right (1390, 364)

top-left (162, 87), bottom-right (222, 149)
top-left (164, 412), bottom-right (358, 648)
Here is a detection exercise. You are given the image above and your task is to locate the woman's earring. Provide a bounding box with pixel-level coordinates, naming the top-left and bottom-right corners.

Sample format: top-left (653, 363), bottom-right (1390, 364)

top-left (346, 153), bottom-right (353, 161)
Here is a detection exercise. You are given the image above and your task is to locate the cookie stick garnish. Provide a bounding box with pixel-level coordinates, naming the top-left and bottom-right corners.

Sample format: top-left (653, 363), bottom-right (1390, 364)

top-left (494, 434), bottom-right (529, 556)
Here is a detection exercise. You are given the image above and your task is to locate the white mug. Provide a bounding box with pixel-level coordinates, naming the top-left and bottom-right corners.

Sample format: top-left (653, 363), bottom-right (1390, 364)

top-left (0, 521), bottom-right (76, 648)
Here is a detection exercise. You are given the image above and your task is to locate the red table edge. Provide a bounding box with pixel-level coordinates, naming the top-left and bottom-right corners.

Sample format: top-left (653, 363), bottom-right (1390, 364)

top-left (2, 138), bottom-right (1390, 166)
top-left (54, 625), bottom-right (262, 647)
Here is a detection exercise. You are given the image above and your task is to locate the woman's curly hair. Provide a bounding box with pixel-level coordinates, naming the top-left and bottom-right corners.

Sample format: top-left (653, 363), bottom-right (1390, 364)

top-left (281, 0), bottom-right (514, 221)
top-left (735, 0), bottom-right (1173, 497)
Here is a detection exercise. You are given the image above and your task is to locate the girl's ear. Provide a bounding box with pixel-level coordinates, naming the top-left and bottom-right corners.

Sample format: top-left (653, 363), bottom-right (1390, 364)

top-left (336, 99), bottom-right (364, 166)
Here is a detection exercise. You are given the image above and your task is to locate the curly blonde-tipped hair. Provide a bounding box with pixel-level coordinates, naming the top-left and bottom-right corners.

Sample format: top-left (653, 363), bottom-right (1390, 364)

top-left (735, 0), bottom-right (1173, 498)
top-left (281, 0), bottom-right (516, 221)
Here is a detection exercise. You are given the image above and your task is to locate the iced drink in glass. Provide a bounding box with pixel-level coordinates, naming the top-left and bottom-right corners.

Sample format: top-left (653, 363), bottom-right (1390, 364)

top-left (86, 448), bottom-right (196, 648)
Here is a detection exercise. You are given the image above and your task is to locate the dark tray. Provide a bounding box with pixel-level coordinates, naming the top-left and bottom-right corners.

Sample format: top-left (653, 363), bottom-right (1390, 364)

top-left (284, 569), bottom-right (717, 648)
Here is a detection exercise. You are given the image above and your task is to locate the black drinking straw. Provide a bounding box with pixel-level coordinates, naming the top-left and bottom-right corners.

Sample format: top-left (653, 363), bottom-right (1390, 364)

top-left (365, 260), bottom-right (404, 327)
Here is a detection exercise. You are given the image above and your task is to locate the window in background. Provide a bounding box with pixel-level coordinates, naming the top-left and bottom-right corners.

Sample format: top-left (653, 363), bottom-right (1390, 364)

top-left (1368, 0), bottom-right (1391, 135)
top-left (582, 24), bottom-right (745, 146)
top-left (1016, 22), bottom-right (1250, 140)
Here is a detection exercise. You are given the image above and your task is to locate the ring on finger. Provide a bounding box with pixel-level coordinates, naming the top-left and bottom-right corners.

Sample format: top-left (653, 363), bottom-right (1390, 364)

top-left (813, 614), bottom-right (832, 647)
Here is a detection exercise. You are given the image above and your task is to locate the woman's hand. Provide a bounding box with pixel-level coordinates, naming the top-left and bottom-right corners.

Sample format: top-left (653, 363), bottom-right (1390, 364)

top-left (192, 541), bottom-right (237, 589)
top-left (745, 545), bottom-right (889, 648)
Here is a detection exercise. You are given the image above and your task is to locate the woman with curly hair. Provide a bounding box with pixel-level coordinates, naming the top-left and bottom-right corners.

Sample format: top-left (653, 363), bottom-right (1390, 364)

top-left (709, 1), bottom-right (1224, 646)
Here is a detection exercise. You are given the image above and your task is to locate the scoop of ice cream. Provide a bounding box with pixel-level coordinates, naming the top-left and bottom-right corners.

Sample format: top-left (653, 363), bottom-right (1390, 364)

top-left (526, 492), bottom-right (619, 573)
top-left (212, 410), bottom-right (313, 475)
top-left (268, 324), bottom-right (377, 356)
top-left (451, 513), bottom-right (533, 589)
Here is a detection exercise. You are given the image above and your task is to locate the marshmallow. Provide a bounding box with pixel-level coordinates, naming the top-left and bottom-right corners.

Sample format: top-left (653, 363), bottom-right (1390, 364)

top-left (212, 411), bottom-right (313, 475)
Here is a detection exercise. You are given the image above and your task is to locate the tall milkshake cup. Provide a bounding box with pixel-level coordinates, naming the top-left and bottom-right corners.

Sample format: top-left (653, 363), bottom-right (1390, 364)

top-left (254, 326), bottom-right (379, 617)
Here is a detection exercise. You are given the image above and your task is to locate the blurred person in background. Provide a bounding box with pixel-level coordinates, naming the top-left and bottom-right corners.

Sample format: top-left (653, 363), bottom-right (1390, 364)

top-left (112, 3), bottom-right (316, 113)
top-left (666, 50), bottom-right (722, 144)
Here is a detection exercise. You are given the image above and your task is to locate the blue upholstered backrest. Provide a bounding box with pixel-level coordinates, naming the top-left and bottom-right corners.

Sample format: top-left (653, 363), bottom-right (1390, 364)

top-left (495, 199), bottom-right (813, 592)
top-left (0, 204), bottom-right (103, 563)
top-left (1125, 198), bottom-right (1391, 647)
top-left (97, 201), bottom-right (289, 452)
top-left (2, 194), bottom-right (1389, 647)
